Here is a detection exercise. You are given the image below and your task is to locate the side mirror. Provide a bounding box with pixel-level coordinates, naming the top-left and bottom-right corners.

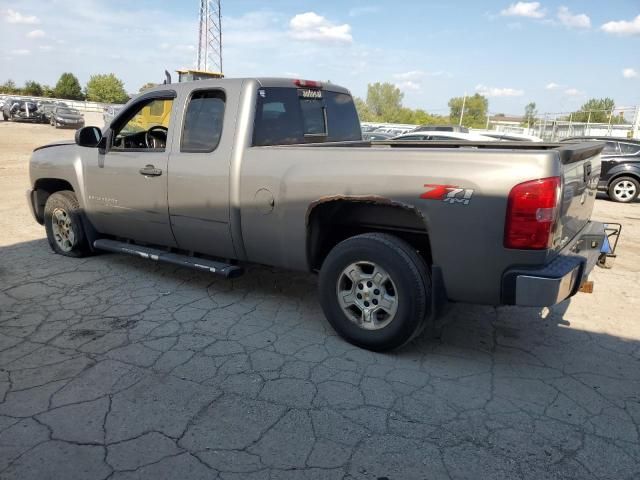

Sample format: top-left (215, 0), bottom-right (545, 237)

top-left (75, 126), bottom-right (103, 148)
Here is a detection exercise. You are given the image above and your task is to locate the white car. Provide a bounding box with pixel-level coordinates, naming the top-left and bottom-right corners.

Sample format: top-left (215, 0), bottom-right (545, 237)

top-left (471, 129), bottom-right (543, 142)
top-left (392, 131), bottom-right (498, 142)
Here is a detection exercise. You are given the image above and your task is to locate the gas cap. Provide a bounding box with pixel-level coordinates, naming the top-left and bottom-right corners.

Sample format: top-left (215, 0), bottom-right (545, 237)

top-left (254, 188), bottom-right (275, 214)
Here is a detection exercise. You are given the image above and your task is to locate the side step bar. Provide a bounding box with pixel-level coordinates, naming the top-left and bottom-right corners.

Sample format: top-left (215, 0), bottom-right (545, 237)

top-left (93, 239), bottom-right (244, 279)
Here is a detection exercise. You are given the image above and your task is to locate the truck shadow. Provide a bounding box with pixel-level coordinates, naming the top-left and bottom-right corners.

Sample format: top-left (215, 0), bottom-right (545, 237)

top-left (1, 238), bottom-right (635, 366)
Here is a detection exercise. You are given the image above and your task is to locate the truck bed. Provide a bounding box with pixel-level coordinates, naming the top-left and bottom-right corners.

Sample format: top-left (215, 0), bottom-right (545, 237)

top-left (299, 140), bottom-right (605, 165)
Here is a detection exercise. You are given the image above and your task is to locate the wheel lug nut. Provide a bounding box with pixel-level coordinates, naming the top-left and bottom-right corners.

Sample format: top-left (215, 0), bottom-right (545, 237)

top-left (364, 301), bottom-right (370, 307)
top-left (374, 289), bottom-right (380, 295)
top-left (367, 281), bottom-right (372, 288)
top-left (372, 299), bottom-right (378, 305)
top-left (358, 283), bottom-right (364, 290)
top-left (357, 293), bottom-right (362, 300)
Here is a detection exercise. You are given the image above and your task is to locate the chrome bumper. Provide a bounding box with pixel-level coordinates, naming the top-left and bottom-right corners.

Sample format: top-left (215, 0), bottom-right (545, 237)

top-left (502, 221), bottom-right (620, 307)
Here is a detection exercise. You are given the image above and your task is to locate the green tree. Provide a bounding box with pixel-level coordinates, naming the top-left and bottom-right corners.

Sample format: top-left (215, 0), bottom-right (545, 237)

top-left (42, 85), bottom-right (55, 97)
top-left (448, 93), bottom-right (488, 128)
top-left (572, 98), bottom-right (619, 123)
top-left (0, 79), bottom-right (20, 94)
top-left (23, 80), bottom-right (44, 97)
top-left (523, 102), bottom-right (537, 127)
top-left (354, 97), bottom-right (374, 122)
top-left (54, 73), bottom-right (84, 100)
top-left (85, 74), bottom-right (129, 103)
top-left (139, 82), bottom-right (158, 93)
top-left (366, 82), bottom-right (404, 122)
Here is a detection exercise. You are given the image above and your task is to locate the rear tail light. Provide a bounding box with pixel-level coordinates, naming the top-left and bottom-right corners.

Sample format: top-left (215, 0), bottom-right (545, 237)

top-left (294, 79), bottom-right (322, 89)
top-left (504, 176), bottom-right (561, 250)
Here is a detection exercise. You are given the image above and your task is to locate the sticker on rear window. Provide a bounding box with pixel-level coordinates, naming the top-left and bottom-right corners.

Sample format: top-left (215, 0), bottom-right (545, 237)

top-left (298, 89), bottom-right (322, 99)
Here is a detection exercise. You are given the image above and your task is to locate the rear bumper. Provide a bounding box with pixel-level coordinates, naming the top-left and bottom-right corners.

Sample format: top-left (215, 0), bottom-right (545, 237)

top-left (501, 221), bottom-right (619, 307)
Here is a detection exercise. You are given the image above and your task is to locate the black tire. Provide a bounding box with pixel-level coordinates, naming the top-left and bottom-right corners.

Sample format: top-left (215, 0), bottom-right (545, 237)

top-left (318, 233), bottom-right (431, 351)
top-left (2, 113), bottom-right (7, 121)
top-left (608, 176), bottom-right (639, 203)
top-left (44, 191), bottom-right (91, 257)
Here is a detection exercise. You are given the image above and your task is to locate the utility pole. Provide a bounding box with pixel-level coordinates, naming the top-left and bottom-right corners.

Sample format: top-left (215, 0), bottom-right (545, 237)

top-left (459, 93), bottom-right (467, 127)
top-left (197, 0), bottom-right (223, 73)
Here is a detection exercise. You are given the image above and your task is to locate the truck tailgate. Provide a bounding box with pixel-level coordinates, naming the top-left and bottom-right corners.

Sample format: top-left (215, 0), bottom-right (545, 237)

top-left (554, 142), bottom-right (604, 251)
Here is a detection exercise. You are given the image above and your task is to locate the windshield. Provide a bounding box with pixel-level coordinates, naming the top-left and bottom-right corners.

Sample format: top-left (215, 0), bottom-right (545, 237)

top-left (58, 108), bottom-right (79, 115)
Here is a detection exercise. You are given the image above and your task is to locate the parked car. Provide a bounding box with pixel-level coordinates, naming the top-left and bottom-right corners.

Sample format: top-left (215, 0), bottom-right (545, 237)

top-left (412, 125), bottom-right (470, 133)
top-left (27, 77), bottom-right (618, 351)
top-left (392, 131), bottom-right (498, 142)
top-left (37, 101), bottom-right (56, 124)
top-left (471, 130), bottom-right (544, 142)
top-left (2, 98), bottom-right (41, 122)
top-left (561, 136), bottom-right (640, 203)
top-left (50, 106), bottom-right (85, 129)
top-left (103, 105), bottom-right (123, 126)
top-left (363, 132), bottom-right (393, 141)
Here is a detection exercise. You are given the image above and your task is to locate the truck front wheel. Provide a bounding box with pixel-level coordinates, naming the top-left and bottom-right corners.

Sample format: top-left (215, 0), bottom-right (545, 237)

top-left (318, 233), bottom-right (431, 351)
top-left (44, 191), bottom-right (90, 257)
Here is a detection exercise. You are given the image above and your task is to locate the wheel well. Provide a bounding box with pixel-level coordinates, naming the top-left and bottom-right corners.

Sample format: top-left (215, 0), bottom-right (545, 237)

top-left (307, 199), bottom-right (432, 271)
top-left (32, 178), bottom-right (74, 223)
top-left (608, 172), bottom-right (640, 187)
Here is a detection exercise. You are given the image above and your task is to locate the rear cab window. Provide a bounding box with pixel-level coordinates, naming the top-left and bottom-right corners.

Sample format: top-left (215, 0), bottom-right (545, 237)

top-left (181, 90), bottom-right (226, 152)
top-left (253, 87), bottom-right (361, 146)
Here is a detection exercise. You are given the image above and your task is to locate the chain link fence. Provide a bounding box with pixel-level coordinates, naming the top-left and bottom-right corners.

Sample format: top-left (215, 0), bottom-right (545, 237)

top-left (490, 106), bottom-right (640, 141)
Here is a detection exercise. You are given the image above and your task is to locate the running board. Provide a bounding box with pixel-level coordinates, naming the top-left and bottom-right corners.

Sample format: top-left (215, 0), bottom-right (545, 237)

top-left (93, 239), bottom-right (243, 279)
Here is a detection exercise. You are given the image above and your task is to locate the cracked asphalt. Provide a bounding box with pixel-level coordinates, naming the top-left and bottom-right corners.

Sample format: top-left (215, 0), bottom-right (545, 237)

top-left (1, 119), bottom-right (640, 480)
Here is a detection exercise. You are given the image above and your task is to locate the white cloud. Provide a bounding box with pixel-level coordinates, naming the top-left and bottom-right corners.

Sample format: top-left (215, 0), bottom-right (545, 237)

top-left (500, 2), bottom-right (545, 19)
top-left (5, 9), bottom-right (40, 24)
top-left (546, 82), bottom-right (560, 90)
top-left (26, 29), bottom-right (46, 39)
top-left (623, 68), bottom-right (638, 79)
top-left (564, 88), bottom-right (583, 96)
top-left (557, 6), bottom-right (590, 29)
top-left (601, 15), bottom-right (640, 36)
top-left (11, 49), bottom-right (31, 55)
top-left (289, 12), bottom-right (352, 43)
top-left (393, 70), bottom-right (426, 81)
top-left (396, 80), bottom-right (421, 92)
top-left (39, 45), bottom-right (53, 52)
top-left (475, 84), bottom-right (524, 97)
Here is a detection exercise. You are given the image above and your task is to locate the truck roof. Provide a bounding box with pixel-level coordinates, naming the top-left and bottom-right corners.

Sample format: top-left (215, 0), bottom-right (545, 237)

top-left (154, 77), bottom-right (351, 96)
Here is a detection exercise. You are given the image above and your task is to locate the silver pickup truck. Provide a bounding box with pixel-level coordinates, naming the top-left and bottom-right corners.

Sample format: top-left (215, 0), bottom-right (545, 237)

top-left (27, 77), bottom-right (619, 351)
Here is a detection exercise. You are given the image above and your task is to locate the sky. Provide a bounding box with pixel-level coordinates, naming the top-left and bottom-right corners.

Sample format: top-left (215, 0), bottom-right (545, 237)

top-left (0, 0), bottom-right (639, 116)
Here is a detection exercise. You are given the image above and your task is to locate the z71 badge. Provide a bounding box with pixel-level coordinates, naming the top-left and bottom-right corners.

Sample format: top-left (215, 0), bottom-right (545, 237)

top-left (420, 184), bottom-right (474, 205)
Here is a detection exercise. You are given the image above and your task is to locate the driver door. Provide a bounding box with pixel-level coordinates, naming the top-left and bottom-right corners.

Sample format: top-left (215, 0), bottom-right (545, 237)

top-left (83, 92), bottom-right (177, 247)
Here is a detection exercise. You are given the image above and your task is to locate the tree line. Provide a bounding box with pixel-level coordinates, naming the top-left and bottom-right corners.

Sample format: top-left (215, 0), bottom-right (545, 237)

top-left (0, 72), bottom-right (130, 104)
top-left (355, 83), bottom-right (628, 128)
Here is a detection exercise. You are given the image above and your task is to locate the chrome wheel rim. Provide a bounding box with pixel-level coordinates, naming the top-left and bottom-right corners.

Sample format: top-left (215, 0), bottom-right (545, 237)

top-left (613, 180), bottom-right (636, 201)
top-left (336, 261), bottom-right (398, 330)
top-left (51, 208), bottom-right (75, 252)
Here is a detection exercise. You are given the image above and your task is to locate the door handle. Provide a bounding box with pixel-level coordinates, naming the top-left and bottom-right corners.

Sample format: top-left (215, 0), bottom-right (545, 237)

top-left (139, 164), bottom-right (163, 177)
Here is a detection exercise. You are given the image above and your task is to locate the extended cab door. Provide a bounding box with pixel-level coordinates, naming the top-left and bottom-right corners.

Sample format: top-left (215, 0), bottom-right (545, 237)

top-left (167, 85), bottom-right (238, 259)
top-left (83, 91), bottom-right (177, 247)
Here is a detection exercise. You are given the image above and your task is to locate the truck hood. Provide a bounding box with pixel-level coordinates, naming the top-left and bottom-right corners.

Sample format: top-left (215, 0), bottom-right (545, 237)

top-left (33, 140), bottom-right (76, 152)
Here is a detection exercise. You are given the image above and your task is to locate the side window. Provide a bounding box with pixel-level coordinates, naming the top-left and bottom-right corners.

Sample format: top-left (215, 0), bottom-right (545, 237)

top-left (619, 142), bottom-right (640, 155)
top-left (181, 90), bottom-right (226, 152)
top-left (112, 98), bottom-right (173, 151)
top-left (399, 135), bottom-right (424, 140)
top-left (602, 141), bottom-right (619, 155)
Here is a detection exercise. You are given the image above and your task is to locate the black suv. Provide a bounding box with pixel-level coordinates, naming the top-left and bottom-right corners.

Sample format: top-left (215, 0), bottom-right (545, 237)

top-left (561, 136), bottom-right (640, 203)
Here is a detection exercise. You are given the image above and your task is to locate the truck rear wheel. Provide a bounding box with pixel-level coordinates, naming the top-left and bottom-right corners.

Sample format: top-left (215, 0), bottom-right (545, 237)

top-left (44, 191), bottom-right (90, 257)
top-left (318, 233), bottom-right (431, 351)
top-left (608, 176), bottom-right (639, 203)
